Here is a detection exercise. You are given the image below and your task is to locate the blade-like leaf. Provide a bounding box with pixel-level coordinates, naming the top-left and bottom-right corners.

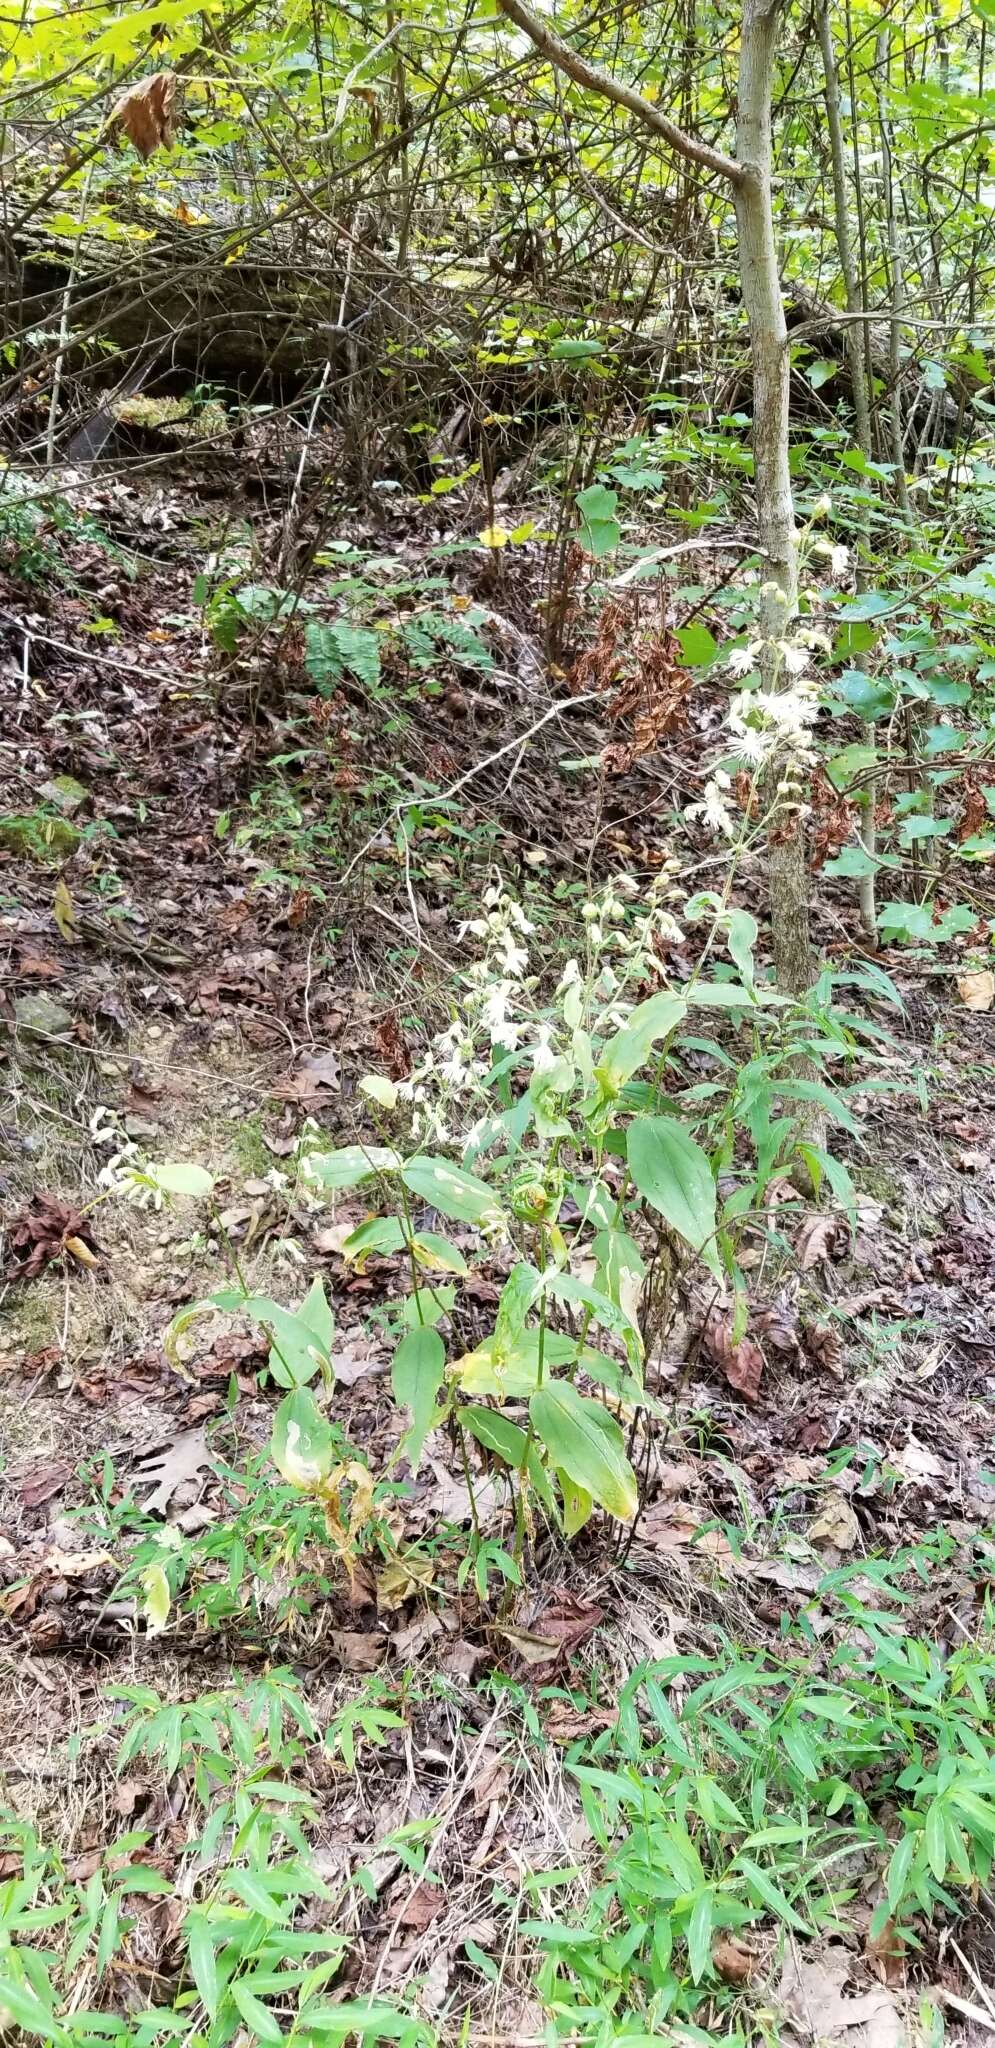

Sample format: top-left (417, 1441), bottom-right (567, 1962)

top-left (530, 1381), bottom-right (637, 1522)
top-left (627, 1116), bottom-right (719, 1276)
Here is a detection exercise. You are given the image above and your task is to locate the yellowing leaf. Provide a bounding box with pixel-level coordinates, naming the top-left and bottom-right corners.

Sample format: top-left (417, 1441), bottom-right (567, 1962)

top-left (53, 876), bottom-right (78, 943)
top-left (478, 524), bottom-right (509, 549)
top-left (957, 970), bottom-right (994, 1011)
top-left (141, 1563), bottom-right (171, 1636)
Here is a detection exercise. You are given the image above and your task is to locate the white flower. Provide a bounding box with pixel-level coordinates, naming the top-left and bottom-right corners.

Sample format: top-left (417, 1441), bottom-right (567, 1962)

top-left (557, 958), bottom-right (582, 992)
top-left (726, 643), bottom-right (760, 678)
top-left (829, 543), bottom-right (850, 581)
top-left (686, 777), bottom-right (735, 837)
top-left (779, 642), bottom-right (810, 676)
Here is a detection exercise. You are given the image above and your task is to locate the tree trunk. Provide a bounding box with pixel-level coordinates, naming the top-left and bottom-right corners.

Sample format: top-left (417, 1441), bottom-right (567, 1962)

top-left (734, 0), bottom-right (813, 998)
top-left (818, 0), bottom-right (878, 946)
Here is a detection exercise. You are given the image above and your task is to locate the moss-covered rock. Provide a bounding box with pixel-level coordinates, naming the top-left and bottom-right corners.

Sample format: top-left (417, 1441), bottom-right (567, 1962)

top-left (0, 811), bottom-right (81, 863)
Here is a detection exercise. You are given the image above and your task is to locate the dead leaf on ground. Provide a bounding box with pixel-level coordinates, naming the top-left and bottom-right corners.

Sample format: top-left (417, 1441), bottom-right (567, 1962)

top-left (866, 1917), bottom-right (905, 1987)
top-left (327, 1629), bottom-right (386, 1671)
top-left (133, 1428), bottom-right (211, 1515)
top-left (808, 1495), bottom-right (861, 1553)
top-left (390, 1880), bottom-right (444, 1930)
top-left (795, 1213), bottom-right (848, 1270)
top-left (712, 1934), bottom-right (756, 1985)
top-left (6, 1194), bottom-right (102, 1282)
top-left (499, 1590), bottom-right (604, 1679)
top-left (893, 1440), bottom-right (947, 1485)
top-left (544, 1700), bottom-right (615, 1743)
top-left (957, 969), bottom-right (995, 1011)
top-left (704, 1311), bottom-right (764, 1403)
top-left (804, 1321), bottom-right (844, 1379)
top-left (19, 1463), bottom-right (71, 1510)
top-left (271, 1049), bottom-right (341, 1107)
top-left (779, 1943), bottom-right (906, 2048)
top-left (472, 1751), bottom-right (511, 1808)
top-left (105, 72), bottom-right (178, 159)
top-left (376, 1552), bottom-right (437, 1610)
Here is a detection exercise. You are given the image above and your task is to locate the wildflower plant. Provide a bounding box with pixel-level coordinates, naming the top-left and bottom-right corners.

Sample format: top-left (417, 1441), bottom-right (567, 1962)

top-left (272, 876), bottom-right (900, 1576)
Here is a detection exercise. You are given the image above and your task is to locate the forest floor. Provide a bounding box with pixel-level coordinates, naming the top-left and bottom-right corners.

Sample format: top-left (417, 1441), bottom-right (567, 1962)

top-left (2, 450), bottom-right (995, 2048)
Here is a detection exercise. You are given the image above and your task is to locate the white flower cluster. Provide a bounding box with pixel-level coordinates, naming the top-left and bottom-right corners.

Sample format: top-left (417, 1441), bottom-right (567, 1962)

top-left (90, 1105), bottom-right (162, 1209)
top-left (388, 875), bottom-right (692, 1152)
top-left (684, 612), bottom-right (830, 838)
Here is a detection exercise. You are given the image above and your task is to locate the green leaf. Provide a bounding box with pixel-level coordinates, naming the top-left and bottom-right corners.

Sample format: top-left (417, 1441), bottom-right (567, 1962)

top-left (0, 1977), bottom-right (60, 2037)
top-left (576, 483), bottom-right (620, 558)
top-left (558, 1469), bottom-right (593, 1537)
top-left (688, 1890), bottom-right (714, 1983)
top-left (341, 1217), bottom-right (407, 1269)
top-left (401, 1156), bottom-right (503, 1227)
top-left (140, 1564), bottom-right (171, 1638)
top-left (550, 337), bottom-right (604, 359)
top-left (303, 1145), bottom-right (401, 1191)
top-left (806, 357), bottom-right (838, 390)
top-left (185, 1915), bottom-right (219, 2017)
top-left (733, 1855), bottom-right (811, 1932)
top-left (597, 992), bottom-right (687, 1094)
top-left (925, 1800), bottom-right (947, 1882)
top-left (270, 1387), bottom-right (336, 1489)
top-left (392, 1327), bottom-right (445, 1473)
top-left (459, 1405), bottom-right (556, 1511)
top-left (232, 1982), bottom-right (284, 2042)
top-left (675, 623), bottom-right (717, 668)
top-left (627, 1116), bottom-right (719, 1275)
top-left (529, 1382), bottom-right (637, 1521)
top-left (409, 1232), bottom-right (468, 1275)
top-left (149, 1161), bottom-right (214, 1198)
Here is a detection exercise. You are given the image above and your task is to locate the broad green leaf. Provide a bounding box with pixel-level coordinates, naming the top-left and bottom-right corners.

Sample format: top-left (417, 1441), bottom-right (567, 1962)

top-left (576, 482), bottom-right (620, 557)
top-left (627, 1116), bottom-right (719, 1275)
top-left (454, 1328), bottom-right (580, 1397)
top-left (271, 1387), bottom-right (336, 1489)
top-left (530, 1381), bottom-right (637, 1521)
top-left (401, 1156), bottom-right (504, 1227)
top-left (149, 1161), bottom-right (214, 1198)
top-left (558, 1468), bottom-right (593, 1537)
top-left (303, 1145), bottom-right (401, 1191)
top-left (495, 1263), bottom-right (543, 1349)
top-left (409, 1232), bottom-right (468, 1275)
top-left (392, 1326), bottom-right (445, 1473)
top-left (542, 1268), bottom-right (643, 1371)
top-left (675, 623), bottom-right (717, 667)
top-left (597, 992), bottom-right (687, 1094)
top-left (341, 1217), bottom-right (407, 1268)
top-left (458, 1404), bottom-right (555, 1511)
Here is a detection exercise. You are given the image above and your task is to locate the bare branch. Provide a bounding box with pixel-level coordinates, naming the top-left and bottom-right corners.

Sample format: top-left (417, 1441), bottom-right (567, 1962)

top-left (494, 0), bottom-right (743, 185)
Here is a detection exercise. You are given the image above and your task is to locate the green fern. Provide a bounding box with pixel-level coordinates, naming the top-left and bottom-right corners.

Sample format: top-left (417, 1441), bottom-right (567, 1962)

top-left (305, 619), bottom-right (382, 693)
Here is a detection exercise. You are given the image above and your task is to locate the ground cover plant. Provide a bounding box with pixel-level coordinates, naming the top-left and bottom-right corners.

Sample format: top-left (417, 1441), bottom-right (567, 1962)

top-left (2, 0), bottom-right (995, 2044)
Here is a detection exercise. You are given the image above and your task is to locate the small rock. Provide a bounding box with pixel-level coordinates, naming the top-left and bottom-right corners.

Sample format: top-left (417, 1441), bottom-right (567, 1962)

top-left (124, 1115), bottom-right (160, 1140)
top-left (14, 992), bottom-right (74, 1039)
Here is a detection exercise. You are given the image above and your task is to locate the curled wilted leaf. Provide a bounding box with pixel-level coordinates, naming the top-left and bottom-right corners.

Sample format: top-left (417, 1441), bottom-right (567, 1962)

top-left (105, 72), bottom-right (178, 160)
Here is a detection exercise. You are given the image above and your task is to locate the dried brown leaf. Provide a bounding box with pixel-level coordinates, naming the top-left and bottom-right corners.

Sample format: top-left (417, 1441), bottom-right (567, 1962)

top-left (712, 1935), bottom-right (756, 1985)
top-left (105, 72), bottom-right (178, 160)
top-left (704, 1311), bottom-right (764, 1404)
top-left (808, 1496), bottom-right (860, 1553)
